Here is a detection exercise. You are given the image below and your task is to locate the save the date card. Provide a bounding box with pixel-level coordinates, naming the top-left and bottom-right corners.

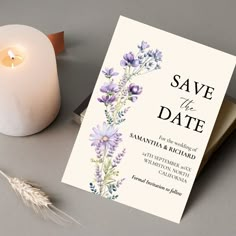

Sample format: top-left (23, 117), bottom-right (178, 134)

top-left (62, 16), bottom-right (235, 223)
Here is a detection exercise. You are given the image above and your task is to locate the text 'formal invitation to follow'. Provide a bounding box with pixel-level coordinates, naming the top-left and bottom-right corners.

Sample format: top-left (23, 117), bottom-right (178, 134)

top-left (62, 16), bottom-right (235, 223)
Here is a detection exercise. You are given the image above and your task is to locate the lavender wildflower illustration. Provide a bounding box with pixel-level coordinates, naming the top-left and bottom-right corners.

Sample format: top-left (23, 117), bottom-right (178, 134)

top-left (89, 41), bottom-right (163, 200)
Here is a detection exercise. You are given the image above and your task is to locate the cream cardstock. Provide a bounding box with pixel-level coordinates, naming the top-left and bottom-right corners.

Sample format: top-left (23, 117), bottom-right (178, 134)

top-left (62, 16), bottom-right (235, 223)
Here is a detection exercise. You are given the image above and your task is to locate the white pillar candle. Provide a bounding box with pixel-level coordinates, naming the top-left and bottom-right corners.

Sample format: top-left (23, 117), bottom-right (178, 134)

top-left (0, 25), bottom-right (60, 136)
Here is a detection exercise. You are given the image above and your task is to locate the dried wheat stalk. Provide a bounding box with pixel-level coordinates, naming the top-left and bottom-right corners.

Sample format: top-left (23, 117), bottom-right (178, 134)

top-left (0, 169), bottom-right (79, 225)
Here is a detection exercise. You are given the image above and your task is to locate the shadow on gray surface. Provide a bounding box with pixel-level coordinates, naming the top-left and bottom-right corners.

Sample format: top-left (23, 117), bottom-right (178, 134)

top-left (56, 57), bottom-right (99, 120)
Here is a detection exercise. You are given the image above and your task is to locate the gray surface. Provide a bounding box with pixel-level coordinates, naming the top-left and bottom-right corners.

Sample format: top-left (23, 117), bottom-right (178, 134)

top-left (0, 0), bottom-right (236, 235)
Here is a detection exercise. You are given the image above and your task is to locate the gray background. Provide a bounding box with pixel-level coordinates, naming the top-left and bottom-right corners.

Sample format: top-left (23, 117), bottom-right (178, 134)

top-left (0, 0), bottom-right (236, 235)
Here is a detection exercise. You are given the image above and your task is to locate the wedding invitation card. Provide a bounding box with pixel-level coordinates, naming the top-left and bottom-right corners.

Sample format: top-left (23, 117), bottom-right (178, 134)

top-left (62, 16), bottom-right (235, 223)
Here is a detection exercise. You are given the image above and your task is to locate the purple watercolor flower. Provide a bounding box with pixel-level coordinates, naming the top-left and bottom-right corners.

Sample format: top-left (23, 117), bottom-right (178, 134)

top-left (102, 67), bottom-right (119, 78)
top-left (100, 81), bottom-right (119, 94)
top-left (147, 49), bottom-right (154, 57)
top-left (116, 178), bottom-right (125, 188)
top-left (138, 53), bottom-right (147, 63)
top-left (153, 49), bottom-right (162, 62)
top-left (112, 149), bottom-right (126, 168)
top-left (89, 42), bottom-right (164, 199)
top-left (95, 146), bottom-right (103, 158)
top-left (128, 83), bottom-right (143, 95)
top-left (95, 166), bottom-right (103, 187)
top-left (120, 52), bottom-right (140, 67)
top-left (129, 96), bottom-right (138, 102)
top-left (145, 61), bottom-right (158, 70)
top-left (147, 49), bottom-right (162, 62)
top-left (98, 95), bottom-right (116, 105)
top-left (138, 41), bottom-right (150, 51)
top-left (90, 122), bottom-right (122, 151)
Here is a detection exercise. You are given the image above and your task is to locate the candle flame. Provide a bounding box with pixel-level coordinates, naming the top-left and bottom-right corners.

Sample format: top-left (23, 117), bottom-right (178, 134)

top-left (8, 50), bottom-right (15, 60)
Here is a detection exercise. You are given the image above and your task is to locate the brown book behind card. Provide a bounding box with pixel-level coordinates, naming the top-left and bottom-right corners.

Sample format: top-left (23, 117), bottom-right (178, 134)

top-left (73, 95), bottom-right (236, 173)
